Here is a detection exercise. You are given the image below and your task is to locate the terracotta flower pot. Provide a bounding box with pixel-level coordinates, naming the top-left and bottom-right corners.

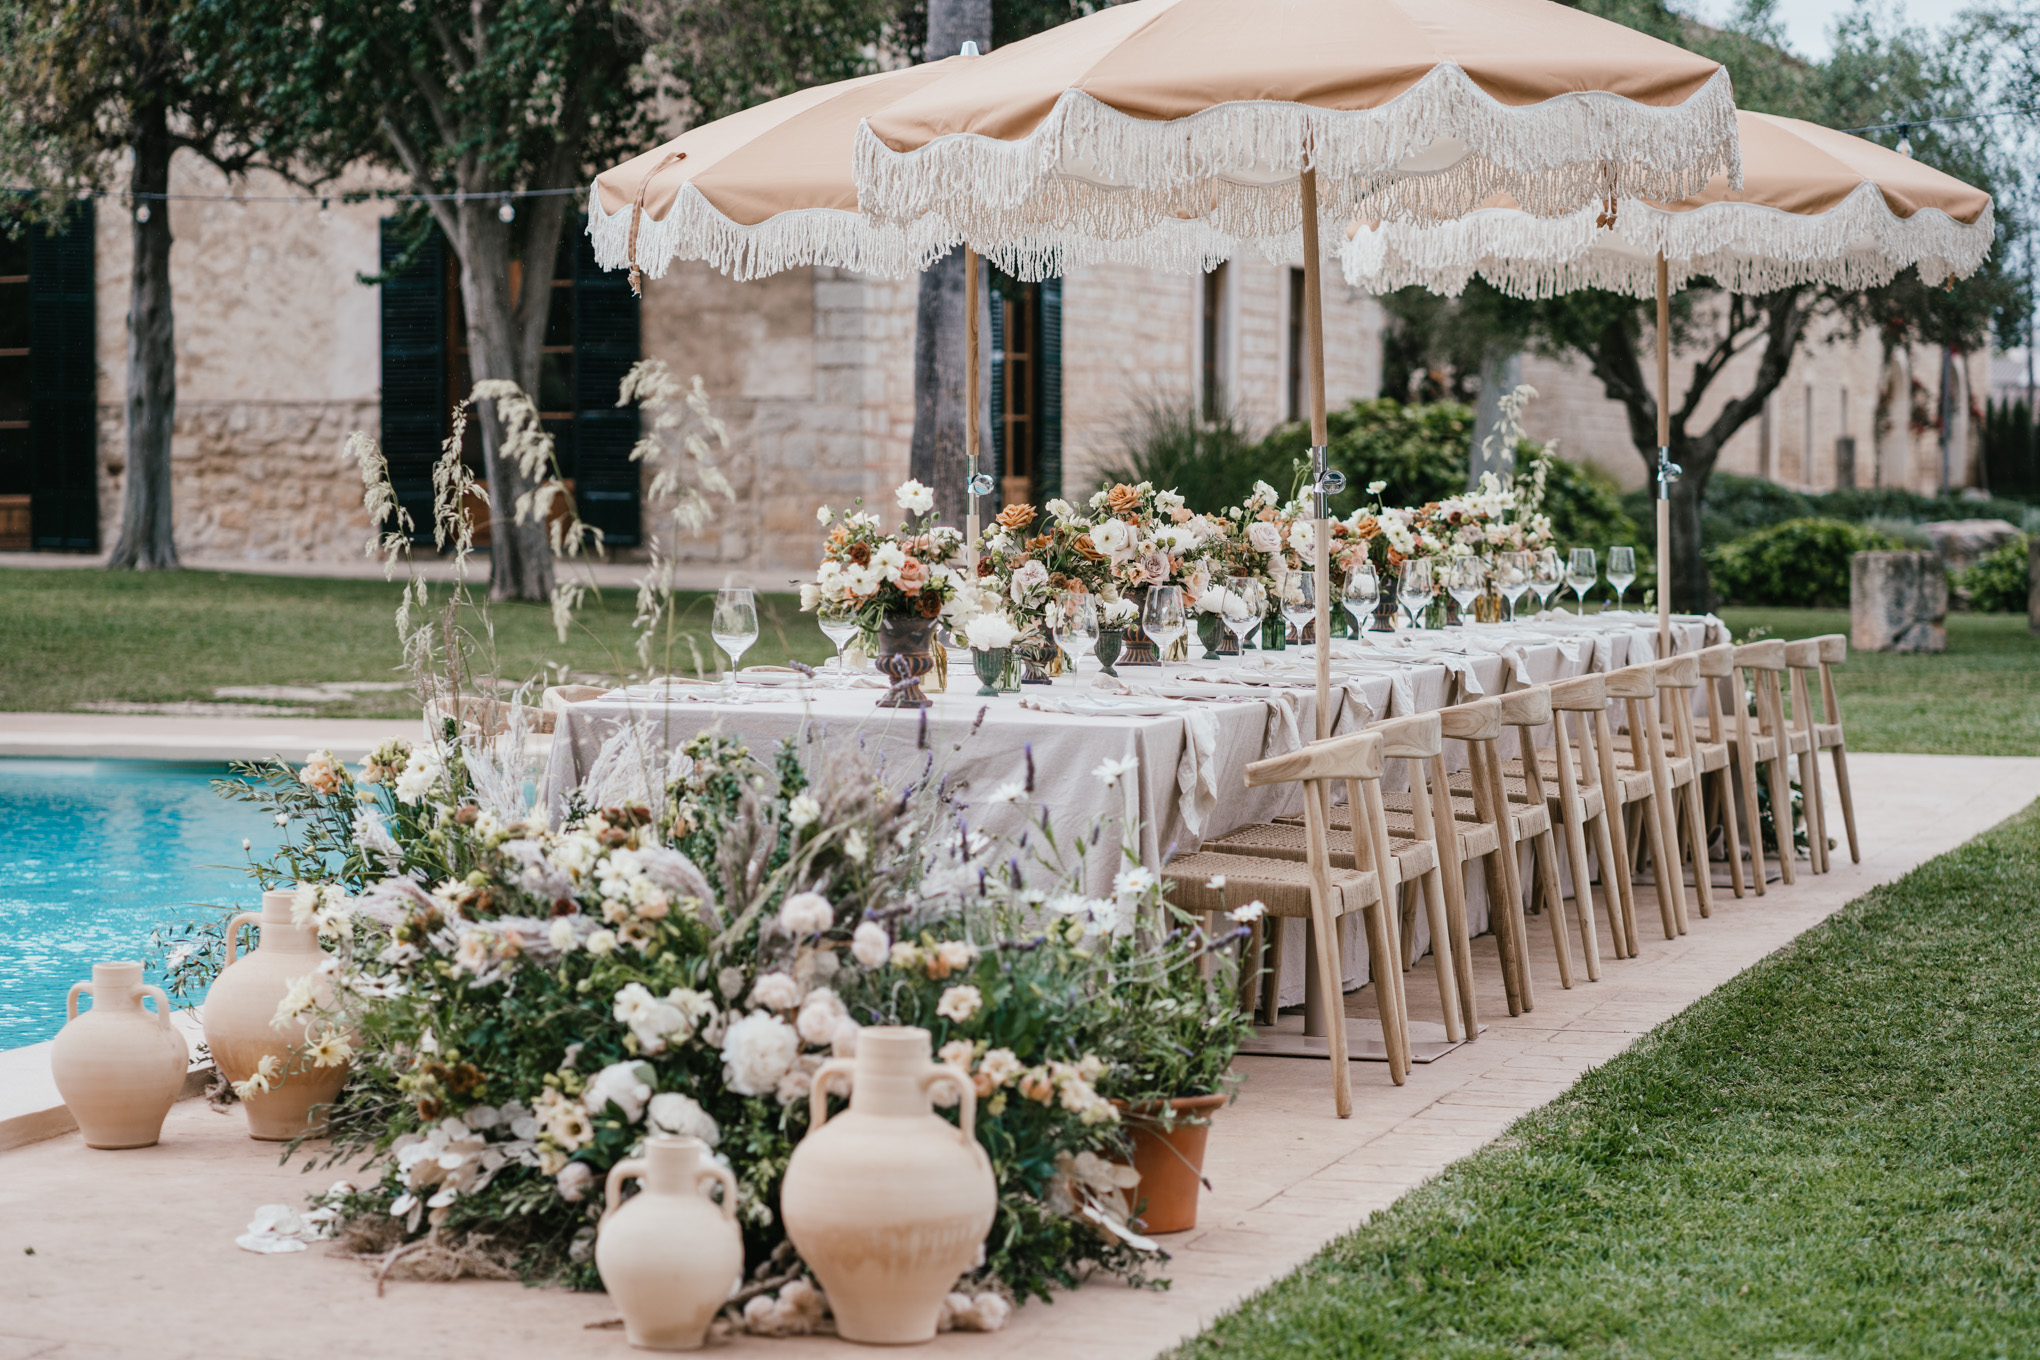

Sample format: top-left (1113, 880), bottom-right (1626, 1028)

top-left (50, 961), bottom-right (188, 1149)
top-left (781, 1027), bottom-right (995, 1345)
top-left (1113, 1093), bottom-right (1227, 1235)
top-left (202, 889), bottom-right (350, 1141)
top-left (596, 1136), bottom-right (743, 1352)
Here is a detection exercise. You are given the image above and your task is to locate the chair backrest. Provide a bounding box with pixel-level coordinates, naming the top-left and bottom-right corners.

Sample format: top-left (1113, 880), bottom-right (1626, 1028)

top-left (1694, 643), bottom-right (1735, 679)
top-left (1783, 638), bottom-right (1821, 669)
top-left (1547, 673), bottom-right (1608, 711)
top-left (1653, 654), bottom-right (1700, 689)
top-left (1437, 696), bottom-right (1502, 743)
top-left (1245, 731), bottom-right (1384, 788)
top-left (1734, 639), bottom-right (1786, 670)
top-left (1816, 633), bottom-right (1847, 665)
top-left (1371, 711), bottom-right (1443, 761)
top-left (1605, 664), bottom-right (1657, 700)
top-left (1497, 684), bottom-right (1552, 728)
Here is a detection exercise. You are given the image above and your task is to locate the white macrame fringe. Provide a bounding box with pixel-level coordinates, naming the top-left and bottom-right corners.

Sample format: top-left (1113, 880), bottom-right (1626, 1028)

top-left (854, 64), bottom-right (1740, 250)
top-left (1342, 182), bottom-right (1996, 298)
top-left (585, 182), bottom-right (957, 282)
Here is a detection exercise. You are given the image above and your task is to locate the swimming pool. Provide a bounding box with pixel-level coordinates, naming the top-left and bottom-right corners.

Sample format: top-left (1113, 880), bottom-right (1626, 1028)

top-left (0, 759), bottom-right (280, 1049)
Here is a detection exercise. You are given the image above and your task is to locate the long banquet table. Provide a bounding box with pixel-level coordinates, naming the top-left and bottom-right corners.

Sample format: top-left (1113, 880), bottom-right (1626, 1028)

top-left (543, 611), bottom-right (1723, 1003)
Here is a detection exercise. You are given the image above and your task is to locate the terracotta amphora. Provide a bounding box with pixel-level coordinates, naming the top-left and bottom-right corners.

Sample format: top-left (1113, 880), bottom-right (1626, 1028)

top-left (780, 1026), bottom-right (996, 1345)
top-left (50, 961), bottom-right (188, 1149)
top-left (202, 888), bottom-right (349, 1140)
top-left (595, 1136), bottom-right (744, 1351)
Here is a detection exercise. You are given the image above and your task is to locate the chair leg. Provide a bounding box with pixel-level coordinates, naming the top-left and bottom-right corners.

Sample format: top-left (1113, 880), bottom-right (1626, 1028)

top-left (1557, 802), bottom-right (1605, 975)
top-left (1532, 828), bottom-right (1578, 986)
top-left (1714, 769), bottom-right (1747, 899)
top-left (1764, 751), bottom-right (1797, 887)
top-left (1398, 881), bottom-right (1419, 970)
top-left (1799, 741), bottom-right (1829, 875)
top-left (1680, 779), bottom-right (1714, 919)
top-left (1362, 901), bottom-right (1408, 1084)
top-left (1737, 747), bottom-right (1768, 897)
top-left (1639, 792), bottom-right (1680, 939)
top-left (1259, 916), bottom-right (1286, 1027)
top-left (1419, 866), bottom-right (1467, 1042)
top-left (1831, 743), bottom-right (1860, 863)
top-left (1303, 895), bottom-right (1352, 1118)
top-left (1591, 805), bottom-right (1637, 958)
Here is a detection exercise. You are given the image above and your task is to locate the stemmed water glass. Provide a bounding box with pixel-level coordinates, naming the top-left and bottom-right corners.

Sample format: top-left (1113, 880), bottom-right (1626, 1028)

top-left (817, 599), bottom-right (858, 675)
top-left (1445, 557), bottom-right (1485, 625)
top-left (1398, 557), bottom-right (1434, 630)
top-left (1279, 570), bottom-right (1317, 656)
top-left (1566, 547), bottom-right (1598, 615)
top-left (1529, 548), bottom-right (1563, 614)
top-left (1057, 592), bottom-right (1100, 685)
top-left (1495, 550), bottom-right (1531, 622)
top-left (1142, 584), bottom-right (1186, 662)
top-left (1607, 545), bottom-right (1637, 610)
top-left (1223, 576), bottom-right (1264, 656)
top-left (711, 586), bottom-right (759, 698)
top-left (1341, 563), bottom-right (1379, 642)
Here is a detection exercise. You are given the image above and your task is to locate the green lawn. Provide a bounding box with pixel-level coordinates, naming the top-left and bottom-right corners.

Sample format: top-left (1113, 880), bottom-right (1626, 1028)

top-left (0, 567), bottom-right (834, 719)
top-left (1176, 798), bottom-right (2040, 1360)
top-left (1719, 608), bottom-right (2040, 757)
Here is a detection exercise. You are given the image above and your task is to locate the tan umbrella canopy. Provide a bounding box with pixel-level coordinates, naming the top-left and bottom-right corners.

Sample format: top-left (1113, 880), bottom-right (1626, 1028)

top-left (1340, 110), bottom-right (1996, 648)
top-left (850, 0), bottom-right (1745, 1114)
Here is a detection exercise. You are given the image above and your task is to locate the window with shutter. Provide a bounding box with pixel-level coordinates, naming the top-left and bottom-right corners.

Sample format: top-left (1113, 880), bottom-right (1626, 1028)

top-left (570, 227), bottom-right (640, 546)
top-left (0, 202), bottom-right (99, 551)
top-left (988, 271), bottom-right (1062, 509)
top-left (378, 218), bottom-right (446, 541)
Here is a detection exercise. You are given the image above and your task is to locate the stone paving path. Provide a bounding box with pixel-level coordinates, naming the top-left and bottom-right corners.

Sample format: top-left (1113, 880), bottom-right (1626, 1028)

top-left (3, 753), bottom-right (2035, 1360)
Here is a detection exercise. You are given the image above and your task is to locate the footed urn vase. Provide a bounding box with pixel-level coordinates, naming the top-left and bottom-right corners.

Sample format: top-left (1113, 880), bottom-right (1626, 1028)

top-left (49, 961), bottom-right (187, 1149)
top-left (781, 1027), bottom-right (996, 1345)
top-left (876, 615), bottom-right (939, 709)
top-left (202, 889), bottom-right (350, 1140)
top-left (595, 1136), bottom-right (743, 1352)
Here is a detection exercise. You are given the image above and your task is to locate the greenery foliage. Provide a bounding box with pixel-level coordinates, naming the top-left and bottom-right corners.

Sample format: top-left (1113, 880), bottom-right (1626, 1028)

top-left (1958, 532), bottom-right (2033, 614)
top-left (1704, 518), bottom-right (1907, 607)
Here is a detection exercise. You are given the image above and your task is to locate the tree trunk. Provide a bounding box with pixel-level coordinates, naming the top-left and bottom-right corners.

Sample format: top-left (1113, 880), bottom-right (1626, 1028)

top-left (909, 0), bottom-right (991, 527)
top-left (1666, 463), bottom-right (1708, 613)
top-left (452, 202), bottom-right (555, 603)
top-left (108, 99), bottom-right (178, 570)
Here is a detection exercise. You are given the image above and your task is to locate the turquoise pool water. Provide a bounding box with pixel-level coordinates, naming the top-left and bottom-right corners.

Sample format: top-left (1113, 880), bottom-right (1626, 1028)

top-left (1, 759), bottom-right (279, 1049)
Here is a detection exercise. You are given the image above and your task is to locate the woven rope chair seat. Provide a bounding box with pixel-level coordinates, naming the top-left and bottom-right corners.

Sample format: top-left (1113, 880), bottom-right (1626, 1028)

top-left (1161, 849), bottom-right (1382, 920)
top-left (1202, 820), bottom-right (1435, 879)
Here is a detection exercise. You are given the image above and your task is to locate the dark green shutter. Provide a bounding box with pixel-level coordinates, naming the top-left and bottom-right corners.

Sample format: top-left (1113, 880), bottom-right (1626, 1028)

top-left (1037, 278), bottom-right (1061, 503)
top-left (28, 202), bottom-right (97, 550)
top-left (988, 285), bottom-right (1007, 487)
top-left (572, 229), bottom-right (640, 546)
top-left (378, 219), bottom-right (445, 540)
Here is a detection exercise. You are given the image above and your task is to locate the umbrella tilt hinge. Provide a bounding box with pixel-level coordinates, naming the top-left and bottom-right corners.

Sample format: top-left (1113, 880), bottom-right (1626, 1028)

top-left (1308, 445), bottom-right (1343, 517)
top-left (1656, 445), bottom-right (1681, 500)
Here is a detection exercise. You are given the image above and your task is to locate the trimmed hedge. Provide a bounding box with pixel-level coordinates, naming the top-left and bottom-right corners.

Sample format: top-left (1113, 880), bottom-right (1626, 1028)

top-left (1958, 533), bottom-right (2032, 613)
top-left (1704, 517), bottom-right (1908, 607)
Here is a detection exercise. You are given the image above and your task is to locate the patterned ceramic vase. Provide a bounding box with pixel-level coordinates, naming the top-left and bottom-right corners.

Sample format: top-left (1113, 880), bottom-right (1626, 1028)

top-left (1117, 587), bottom-right (1161, 665)
top-left (876, 615), bottom-right (939, 709)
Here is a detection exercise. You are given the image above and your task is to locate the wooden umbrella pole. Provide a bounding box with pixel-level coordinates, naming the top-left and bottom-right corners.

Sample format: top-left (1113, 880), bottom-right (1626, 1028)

top-left (965, 245), bottom-right (982, 574)
top-left (1299, 168), bottom-right (1332, 741)
top-left (1655, 251), bottom-right (1673, 656)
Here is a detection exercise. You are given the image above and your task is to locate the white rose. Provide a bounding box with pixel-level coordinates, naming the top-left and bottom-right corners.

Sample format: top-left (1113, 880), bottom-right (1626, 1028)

top-left (796, 988), bottom-right (849, 1045)
top-left (1247, 521), bottom-right (1282, 553)
top-left (646, 1091), bottom-right (720, 1146)
top-left (721, 1012), bottom-right (800, 1097)
top-left (850, 920), bottom-right (890, 969)
top-left (581, 1061), bottom-right (653, 1123)
top-left (777, 892), bottom-right (834, 936)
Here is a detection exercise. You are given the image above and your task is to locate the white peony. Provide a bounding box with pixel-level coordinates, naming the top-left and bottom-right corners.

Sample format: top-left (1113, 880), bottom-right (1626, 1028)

top-left (581, 1061), bottom-right (653, 1122)
top-left (777, 892), bottom-right (834, 936)
top-left (850, 920), bottom-right (890, 969)
top-left (796, 987), bottom-right (849, 1045)
top-left (964, 612), bottom-right (1019, 651)
top-left (1008, 559), bottom-right (1049, 603)
top-left (896, 479), bottom-right (936, 515)
top-left (646, 1091), bottom-right (720, 1146)
top-left (721, 1012), bottom-right (800, 1097)
top-left (750, 972), bottom-right (803, 1011)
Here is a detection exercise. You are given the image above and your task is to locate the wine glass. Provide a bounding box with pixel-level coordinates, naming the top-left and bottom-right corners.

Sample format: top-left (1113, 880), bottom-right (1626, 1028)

top-left (1566, 547), bottom-right (1598, 615)
top-left (1445, 557), bottom-right (1485, 625)
top-left (1057, 591), bottom-right (1100, 684)
top-left (1279, 569), bottom-right (1317, 656)
top-left (1341, 562), bottom-right (1379, 642)
top-left (1529, 548), bottom-right (1563, 614)
top-left (817, 599), bottom-right (858, 673)
top-left (1398, 557), bottom-right (1434, 630)
top-left (1142, 584), bottom-right (1186, 663)
top-left (711, 586), bottom-right (759, 698)
top-left (1607, 545), bottom-right (1637, 610)
top-left (1223, 576), bottom-right (1264, 656)
top-left (1495, 550), bottom-right (1531, 622)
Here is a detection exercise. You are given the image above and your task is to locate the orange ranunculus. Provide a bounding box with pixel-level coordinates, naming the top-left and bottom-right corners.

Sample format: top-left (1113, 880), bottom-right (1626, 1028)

top-left (1026, 534), bottom-right (1053, 553)
top-left (1072, 533), bottom-right (1106, 561)
top-left (1353, 515), bottom-right (1380, 539)
top-left (996, 503), bottom-right (1037, 530)
top-left (1105, 483), bottom-right (1143, 516)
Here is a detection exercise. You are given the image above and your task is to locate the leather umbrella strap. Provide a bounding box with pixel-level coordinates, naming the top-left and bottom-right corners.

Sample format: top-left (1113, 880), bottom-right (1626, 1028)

top-left (627, 150), bottom-right (687, 297)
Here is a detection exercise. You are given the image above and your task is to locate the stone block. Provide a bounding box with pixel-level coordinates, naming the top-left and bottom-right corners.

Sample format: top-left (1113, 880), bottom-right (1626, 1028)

top-left (1921, 518), bottom-right (2021, 573)
top-left (1852, 550), bottom-right (1947, 653)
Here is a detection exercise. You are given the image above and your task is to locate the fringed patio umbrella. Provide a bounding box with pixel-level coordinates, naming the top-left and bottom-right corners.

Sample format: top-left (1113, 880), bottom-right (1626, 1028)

top-left (851, 0), bottom-right (1745, 1114)
top-left (1341, 111), bottom-right (1996, 649)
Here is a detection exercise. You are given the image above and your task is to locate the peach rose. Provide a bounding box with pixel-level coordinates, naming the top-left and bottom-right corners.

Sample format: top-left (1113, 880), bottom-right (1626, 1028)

top-left (896, 556), bottom-right (929, 594)
top-left (1105, 484), bottom-right (1143, 516)
top-left (996, 503), bottom-right (1036, 530)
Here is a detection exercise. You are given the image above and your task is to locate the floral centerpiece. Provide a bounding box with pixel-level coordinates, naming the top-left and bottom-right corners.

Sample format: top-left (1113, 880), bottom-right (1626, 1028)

top-left (807, 481), bottom-right (966, 707)
top-left (973, 500), bottom-right (1123, 678)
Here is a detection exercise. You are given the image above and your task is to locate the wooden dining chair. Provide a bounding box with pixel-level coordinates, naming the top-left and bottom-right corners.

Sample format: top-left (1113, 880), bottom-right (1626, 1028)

top-left (1729, 639), bottom-right (1797, 888)
top-left (1493, 673), bottom-right (1630, 965)
top-left (1810, 633), bottom-right (1860, 863)
top-left (1688, 643), bottom-right (1754, 898)
top-left (1163, 731), bottom-right (1408, 1108)
top-left (1783, 638), bottom-right (1833, 874)
top-left (1214, 713), bottom-right (1465, 1049)
top-left (1605, 662), bottom-right (1688, 940)
top-left (1649, 654), bottom-right (1718, 921)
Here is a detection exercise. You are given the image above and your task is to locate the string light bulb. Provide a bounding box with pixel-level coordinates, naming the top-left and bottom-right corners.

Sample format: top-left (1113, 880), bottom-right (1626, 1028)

top-left (497, 197), bottom-right (516, 224)
top-left (133, 204), bottom-right (150, 223)
top-left (1895, 125), bottom-right (1913, 158)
